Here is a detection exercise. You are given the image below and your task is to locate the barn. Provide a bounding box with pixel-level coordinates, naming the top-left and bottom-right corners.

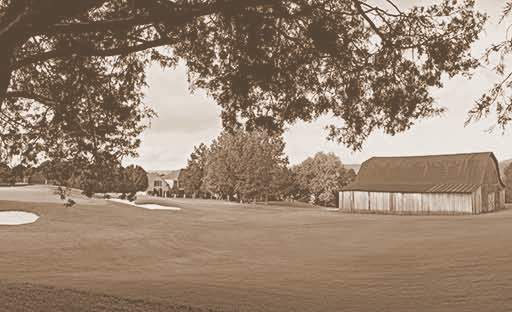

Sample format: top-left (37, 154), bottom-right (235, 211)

top-left (340, 152), bottom-right (506, 215)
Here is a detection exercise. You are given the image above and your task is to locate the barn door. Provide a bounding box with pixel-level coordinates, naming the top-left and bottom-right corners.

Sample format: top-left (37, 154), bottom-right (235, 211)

top-left (494, 191), bottom-right (501, 211)
top-left (487, 193), bottom-right (496, 212)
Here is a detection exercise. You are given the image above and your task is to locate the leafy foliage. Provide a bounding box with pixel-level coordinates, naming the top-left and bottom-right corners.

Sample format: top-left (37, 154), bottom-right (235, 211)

top-left (122, 165), bottom-right (149, 194)
top-left (175, 0), bottom-right (486, 149)
top-left (292, 152), bottom-right (356, 206)
top-left (0, 162), bottom-right (14, 185)
top-left (468, 0), bottom-right (512, 131)
top-left (0, 0), bottom-right (487, 170)
top-left (33, 160), bottom-right (148, 196)
top-left (203, 129), bottom-right (289, 202)
top-left (11, 163), bottom-right (27, 182)
top-left (181, 143), bottom-right (209, 197)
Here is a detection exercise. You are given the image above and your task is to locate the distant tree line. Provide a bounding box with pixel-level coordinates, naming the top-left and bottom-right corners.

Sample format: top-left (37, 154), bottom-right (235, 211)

top-left (181, 129), bottom-right (356, 207)
top-left (0, 163), bottom-right (15, 185)
top-left (0, 160), bottom-right (148, 197)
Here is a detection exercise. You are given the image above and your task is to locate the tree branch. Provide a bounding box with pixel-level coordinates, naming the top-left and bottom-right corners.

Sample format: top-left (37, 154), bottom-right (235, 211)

top-left (385, 0), bottom-right (403, 15)
top-left (39, 0), bottom-right (276, 35)
top-left (353, 0), bottom-right (390, 44)
top-left (14, 37), bottom-right (170, 68)
top-left (5, 90), bottom-right (56, 107)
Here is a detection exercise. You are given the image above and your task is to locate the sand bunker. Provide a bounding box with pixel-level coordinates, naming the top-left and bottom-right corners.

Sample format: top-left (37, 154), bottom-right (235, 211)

top-left (0, 211), bottom-right (39, 225)
top-left (109, 199), bottom-right (181, 211)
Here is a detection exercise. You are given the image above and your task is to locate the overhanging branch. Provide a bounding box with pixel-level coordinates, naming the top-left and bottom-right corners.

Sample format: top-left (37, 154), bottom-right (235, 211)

top-left (14, 38), bottom-right (169, 68)
top-left (39, 0), bottom-right (277, 35)
top-left (5, 90), bottom-right (56, 107)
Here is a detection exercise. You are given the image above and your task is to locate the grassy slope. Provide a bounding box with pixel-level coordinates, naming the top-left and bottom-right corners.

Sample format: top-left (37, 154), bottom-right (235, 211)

top-left (2, 186), bottom-right (512, 312)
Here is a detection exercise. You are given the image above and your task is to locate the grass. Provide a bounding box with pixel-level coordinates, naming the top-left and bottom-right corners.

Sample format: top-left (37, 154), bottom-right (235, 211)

top-left (1, 185), bottom-right (512, 311)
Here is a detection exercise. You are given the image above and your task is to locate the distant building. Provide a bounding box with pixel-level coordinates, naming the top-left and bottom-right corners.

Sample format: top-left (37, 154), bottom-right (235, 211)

top-left (340, 152), bottom-right (506, 214)
top-left (146, 169), bottom-right (186, 197)
top-left (162, 170), bottom-right (184, 192)
top-left (146, 172), bottom-right (172, 197)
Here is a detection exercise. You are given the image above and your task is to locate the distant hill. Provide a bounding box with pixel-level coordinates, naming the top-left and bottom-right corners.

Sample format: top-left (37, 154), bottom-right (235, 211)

top-left (344, 164), bottom-right (361, 174)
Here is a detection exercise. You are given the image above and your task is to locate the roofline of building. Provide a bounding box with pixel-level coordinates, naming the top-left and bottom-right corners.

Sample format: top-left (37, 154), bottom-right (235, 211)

top-left (349, 151), bottom-right (506, 191)
top-left (489, 152), bottom-right (506, 188)
top-left (366, 151), bottom-right (494, 160)
top-left (340, 189), bottom-right (475, 194)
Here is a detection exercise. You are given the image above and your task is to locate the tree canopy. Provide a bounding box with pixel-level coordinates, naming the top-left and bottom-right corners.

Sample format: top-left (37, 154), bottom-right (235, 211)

top-left (181, 143), bottom-right (209, 197)
top-left (469, 1), bottom-right (512, 132)
top-left (0, 0), bottom-right (489, 167)
top-left (33, 160), bottom-right (148, 196)
top-left (292, 152), bottom-right (355, 206)
top-left (0, 162), bottom-right (13, 184)
top-left (203, 129), bottom-right (289, 202)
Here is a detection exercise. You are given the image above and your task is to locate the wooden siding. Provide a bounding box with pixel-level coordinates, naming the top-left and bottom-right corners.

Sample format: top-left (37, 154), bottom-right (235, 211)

top-left (369, 192), bottom-right (390, 212)
top-left (340, 191), bottom-right (354, 211)
top-left (401, 194), bottom-right (425, 214)
top-left (353, 191), bottom-right (370, 211)
top-left (472, 187), bottom-right (482, 214)
top-left (487, 192), bottom-right (496, 212)
top-left (499, 190), bottom-right (506, 210)
top-left (340, 191), bottom-right (475, 215)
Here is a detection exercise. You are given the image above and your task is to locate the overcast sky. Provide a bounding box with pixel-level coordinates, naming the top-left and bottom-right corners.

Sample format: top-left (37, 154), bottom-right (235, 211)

top-left (127, 0), bottom-right (512, 171)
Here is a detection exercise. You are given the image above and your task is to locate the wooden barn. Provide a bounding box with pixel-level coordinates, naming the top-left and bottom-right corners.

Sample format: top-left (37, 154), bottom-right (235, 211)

top-left (340, 152), bottom-right (506, 215)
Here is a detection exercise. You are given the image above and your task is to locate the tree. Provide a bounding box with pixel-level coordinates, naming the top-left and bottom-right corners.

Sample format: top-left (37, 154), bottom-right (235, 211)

top-left (32, 158), bottom-right (148, 197)
top-left (65, 163), bottom-right (148, 196)
top-left (54, 160), bottom-right (120, 196)
top-left (270, 167), bottom-right (297, 201)
top-left (0, 163), bottom-right (13, 185)
top-left (203, 136), bottom-right (237, 200)
top-left (292, 152), bottom-right (356, 206)
top-left (204, 129), bottom-right (288, 202)
top-left (504, 163), bottom-right (512, 203)
top-left (38, 160), bottom-right (75, 185)
top-left (182, 143), bottom-right (209, 198)
top-left (0, 0), bottom-right (487, 171)
top-left (11, 163), bottom-right (27, 183)
top-left (122, 164), bottom-right (148, 193)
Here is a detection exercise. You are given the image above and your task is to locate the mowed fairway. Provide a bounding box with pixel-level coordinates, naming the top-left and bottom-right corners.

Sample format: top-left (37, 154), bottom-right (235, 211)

top-left (1, 186), bottom-right (512, 312)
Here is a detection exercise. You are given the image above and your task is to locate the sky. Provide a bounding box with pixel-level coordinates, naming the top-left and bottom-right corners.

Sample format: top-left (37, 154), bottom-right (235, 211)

top-left (127, 0), bottom-right (512, 171)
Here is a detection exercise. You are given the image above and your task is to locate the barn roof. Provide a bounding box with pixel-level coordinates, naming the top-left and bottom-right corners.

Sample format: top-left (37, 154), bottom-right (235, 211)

top-left (343, 152), bottom-right (505, 193)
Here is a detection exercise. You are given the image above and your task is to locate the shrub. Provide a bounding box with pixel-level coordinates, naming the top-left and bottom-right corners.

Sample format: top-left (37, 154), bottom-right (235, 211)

top-left (127, 192), bottom-right (136, 202)
top-left (65, 199), bottom-right (76, 207)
